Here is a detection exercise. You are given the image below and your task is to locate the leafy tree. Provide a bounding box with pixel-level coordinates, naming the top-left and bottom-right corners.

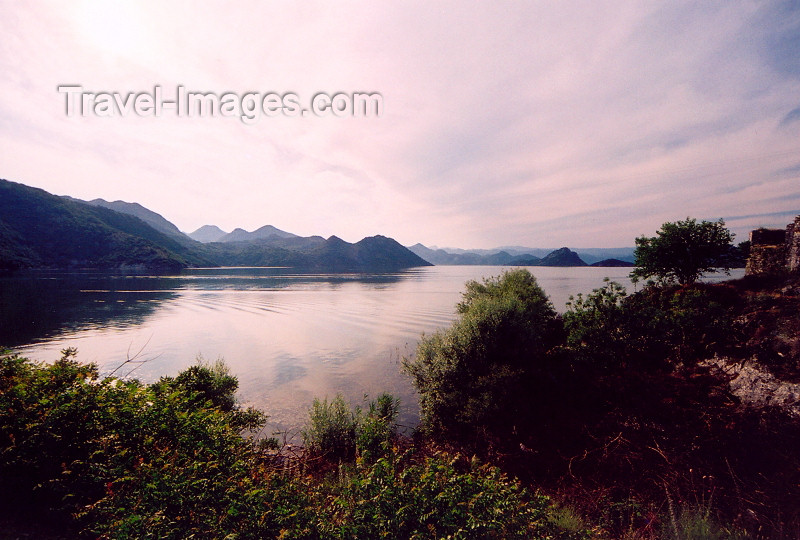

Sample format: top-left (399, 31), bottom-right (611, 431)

top-left (631, 218), bottom-right (735, 286)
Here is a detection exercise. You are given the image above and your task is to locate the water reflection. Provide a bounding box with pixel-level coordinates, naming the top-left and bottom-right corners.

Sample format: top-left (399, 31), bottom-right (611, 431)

top-left (1, 266), bottom-right (744, 437)
top-left (0, 268), bottom-right (416, 347)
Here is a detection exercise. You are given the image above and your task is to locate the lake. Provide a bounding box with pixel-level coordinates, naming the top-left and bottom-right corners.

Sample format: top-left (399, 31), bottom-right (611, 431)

top-left (0, 265), bottom-right (744, 437)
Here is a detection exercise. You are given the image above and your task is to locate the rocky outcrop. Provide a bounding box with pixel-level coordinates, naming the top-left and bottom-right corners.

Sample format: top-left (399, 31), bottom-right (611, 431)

top-left (707, 356), bottom-right (800, 417)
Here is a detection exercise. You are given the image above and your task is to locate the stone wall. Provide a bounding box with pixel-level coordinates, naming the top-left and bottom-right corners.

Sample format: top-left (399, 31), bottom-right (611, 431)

top-left (745, 216), bottom-right (800, 276)
top-left (787, 216), bottom-right (800, 273)
top-left (746, 243), bottom-right (787, 275)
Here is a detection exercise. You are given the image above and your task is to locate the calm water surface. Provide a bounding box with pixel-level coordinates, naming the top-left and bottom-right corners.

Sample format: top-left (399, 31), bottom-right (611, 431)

top-left (1, 266), bottom-right (744, 435)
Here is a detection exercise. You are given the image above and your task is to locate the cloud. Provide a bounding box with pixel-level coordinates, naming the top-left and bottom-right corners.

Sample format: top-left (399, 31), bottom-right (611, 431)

top-left (781, 106), bottom-right (800, 126)
top-left (1, 1), bottom-right (799, 247)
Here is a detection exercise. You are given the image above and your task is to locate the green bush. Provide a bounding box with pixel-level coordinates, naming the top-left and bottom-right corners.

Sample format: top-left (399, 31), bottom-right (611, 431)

top-left (0, 350), bottom-right (278, 537)
top-left (1, 351), bottom-right (587, 538)
top-left (303, 393), bottom-right (401, 464)
top-left (404, 269), bottom-right (564, 443)
top-left (313, 449), bottom-right (578, 539)
top-left (565, 280), bottom-right (738, 370)
top-left (564, 278), bottom-right (629, 370)
top-left (303, 394), bottom-right (358, 460)
top-left (355, 393), bottom-right (400, 464)
top-left (631, 217), bottom-right (735, 286)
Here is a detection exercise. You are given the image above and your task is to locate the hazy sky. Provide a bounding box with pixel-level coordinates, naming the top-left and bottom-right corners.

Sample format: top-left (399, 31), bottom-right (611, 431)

top-left (1, 1), bottom-right (799, 248)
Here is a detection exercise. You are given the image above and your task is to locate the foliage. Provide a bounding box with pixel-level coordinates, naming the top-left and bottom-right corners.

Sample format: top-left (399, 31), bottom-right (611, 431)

top-left (631, 218), bottom-right (735, 285)
top-left (0, 350), bottom-right (272, 537)
top-left (303, 394), bottom-right (359, 460)
top-left (0, 350), bottom-right (587, 538)
top-left (355, 392), bottom-right (400, 464)
top-left (661, 504), bottom-right (751, 540)
top-left (565, 279), bottom-right (738, 369)
top-left (404, 269), bottom-right (564, 443)
top-left (312, 449), bottom-right (579, 539)
top-left (564, 278), bottom-right (629, 370)
top-left (302, 392), bottom-right (401, 464)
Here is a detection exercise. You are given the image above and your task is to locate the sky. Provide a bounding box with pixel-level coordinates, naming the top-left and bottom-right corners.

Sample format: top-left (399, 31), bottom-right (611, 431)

top-left (1, 1), bottom-right (799, 249)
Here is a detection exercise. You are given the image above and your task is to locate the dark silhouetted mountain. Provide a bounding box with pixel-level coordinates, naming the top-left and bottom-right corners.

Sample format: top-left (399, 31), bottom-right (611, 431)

top-left (535, 247), bottom-right (587, 266)
top-left (407, 244), bottom-right (531, 265)
top-left (507, 255), bottom-right (542, 266)
top-left (219, 225), bottom-right (297, 243)
top-left (80, 198), bottom-right (189, 242)
top-left (0, 179), bottom-right (211, 270)
top-left (348, 235), bottom-right (432, 271)
top-left (590, 258), bottom-right (634, 267)
top-left (570, 248), bottom-right (635, 264)
top-left (204, 234), bottom-right (430, 271)
top-left (1, 179), bottom-right (430, 273)
top-left (188, 225), bottom-right (228, 243)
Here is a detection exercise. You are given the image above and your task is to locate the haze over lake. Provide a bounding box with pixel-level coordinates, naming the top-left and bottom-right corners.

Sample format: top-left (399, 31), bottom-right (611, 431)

top-left (2, 266), bottom-right (744, 436)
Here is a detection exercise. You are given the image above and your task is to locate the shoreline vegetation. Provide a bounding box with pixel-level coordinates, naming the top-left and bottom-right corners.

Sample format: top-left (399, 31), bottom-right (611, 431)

top-left (2, 218), bottom-right (798, 538)
top-left (2, 268), bottom-right (799, 538)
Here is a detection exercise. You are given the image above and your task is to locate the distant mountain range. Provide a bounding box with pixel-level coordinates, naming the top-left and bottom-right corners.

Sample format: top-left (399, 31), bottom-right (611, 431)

top-left (188, 224), bottom-right (297, 243)
top-left (0, 177), bottom-right (637, 272)
top-left (407, 244), bottom-right (634, 267)
top-left (0, 179), bottom-right (430, 272)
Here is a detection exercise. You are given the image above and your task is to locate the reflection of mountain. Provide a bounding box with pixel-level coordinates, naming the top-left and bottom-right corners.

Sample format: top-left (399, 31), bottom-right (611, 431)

top-left (0, 179), bottom-right (430, 272)
top-left (0, 272), bottom-right (177, 346)
top-left (0, 268), bottom-right (417, 347)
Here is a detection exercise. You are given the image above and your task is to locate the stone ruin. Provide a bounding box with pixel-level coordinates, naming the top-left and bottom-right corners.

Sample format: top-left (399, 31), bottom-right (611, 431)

top-left (745, 215), bottom-right (800, 275)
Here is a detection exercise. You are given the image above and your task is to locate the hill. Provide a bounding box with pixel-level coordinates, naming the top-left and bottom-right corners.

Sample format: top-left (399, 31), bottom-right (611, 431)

top-left (0, 179), bottom-right (209, 270)
top-left (409, 243), bottom-right (631, 266)
top-left (1, 179), bottom-right (431, 273)
top-left (188, 225), bottom-right (227, 243)
top-left (533, 247), bottom-right (587, 266)
top-left (409, 243), bottom-right (589, 267)
top-left (78, 198), bottom-right (191, 243)
top-left (408, 244), bottom-right (540, 265)
top-left (590, 258), bottom-right (634, 267)
top-left (219, 225), bottom-right (297, 243)
top-left (205, 235), bottom-right (431, 271)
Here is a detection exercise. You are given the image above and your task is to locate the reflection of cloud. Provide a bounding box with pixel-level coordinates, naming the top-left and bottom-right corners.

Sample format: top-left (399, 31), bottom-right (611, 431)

top-left (1, 1), bottom-right (799, 249)
top-left (271, 357), bottom-right (307, 388)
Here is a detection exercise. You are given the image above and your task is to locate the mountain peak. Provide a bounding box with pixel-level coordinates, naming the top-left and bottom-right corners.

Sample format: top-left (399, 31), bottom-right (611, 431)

top-left (188, 225), bottom-right (228, 243)
top-left (538, 247), bottom-right (587, 267)
top-left (219, 225), bottom-right (297, 243)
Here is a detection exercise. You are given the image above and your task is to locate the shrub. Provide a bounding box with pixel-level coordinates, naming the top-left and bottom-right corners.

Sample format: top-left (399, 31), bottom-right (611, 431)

top-left (313, 449), bottom-right (581, 539)
top-left (564, 278), bottom-right (629, 370)
top-left (355, 393), bottom-right (400, 463)
top-left (0, 350), bottom-right (279, 537)
top-left (303, 393), bottom-right (401, 464)
top-left (403, 269), bottom-right (564, 444)
top-left (303, 394), bottom-right (358, 460)
top-left (565, 280), bottom-right (738, 370)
